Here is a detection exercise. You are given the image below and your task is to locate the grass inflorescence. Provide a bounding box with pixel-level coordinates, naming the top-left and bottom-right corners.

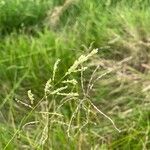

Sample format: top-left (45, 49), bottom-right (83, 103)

top-left (0, 0), bottom-right (150, 149)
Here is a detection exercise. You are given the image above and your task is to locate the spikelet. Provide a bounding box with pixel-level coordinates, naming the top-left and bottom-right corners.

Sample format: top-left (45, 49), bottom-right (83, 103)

top-left (56, 92), bottom-right (79, 97)
top-left (40, 124), bottom-right (48, 145)
top-left (44, 78), bottom-right (52, 94)
top-left (50, 86), bottom-right (68, 95)
top-left (52, 59), bottom-right (61, 81)
top-left (86, 48), bottom-right (98, 58)
top-left (74, 67), bottom-right (88, 72)
top-left (66, 49), bottom-right (98, 75)
top-left (27, 90), bottom-right (34, 105)
top-left (15, 98), bottom-right (33, 109)
top-left (62, 79), bottom-right (77, 85)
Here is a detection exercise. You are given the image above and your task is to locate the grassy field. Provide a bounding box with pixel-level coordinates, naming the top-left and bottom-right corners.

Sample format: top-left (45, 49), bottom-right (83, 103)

top-left (0, 0), bottom-right (150, 149)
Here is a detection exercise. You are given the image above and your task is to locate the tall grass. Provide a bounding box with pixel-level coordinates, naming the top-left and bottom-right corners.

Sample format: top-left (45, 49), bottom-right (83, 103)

top-left (0, 0), bottom-right (150, 149)
top-left (0, 0), bottom-right (52, 34)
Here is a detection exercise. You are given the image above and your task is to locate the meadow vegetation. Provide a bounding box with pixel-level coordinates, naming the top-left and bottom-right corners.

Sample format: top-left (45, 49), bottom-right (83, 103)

top-left (0, 0), bottom-right (150, 149)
